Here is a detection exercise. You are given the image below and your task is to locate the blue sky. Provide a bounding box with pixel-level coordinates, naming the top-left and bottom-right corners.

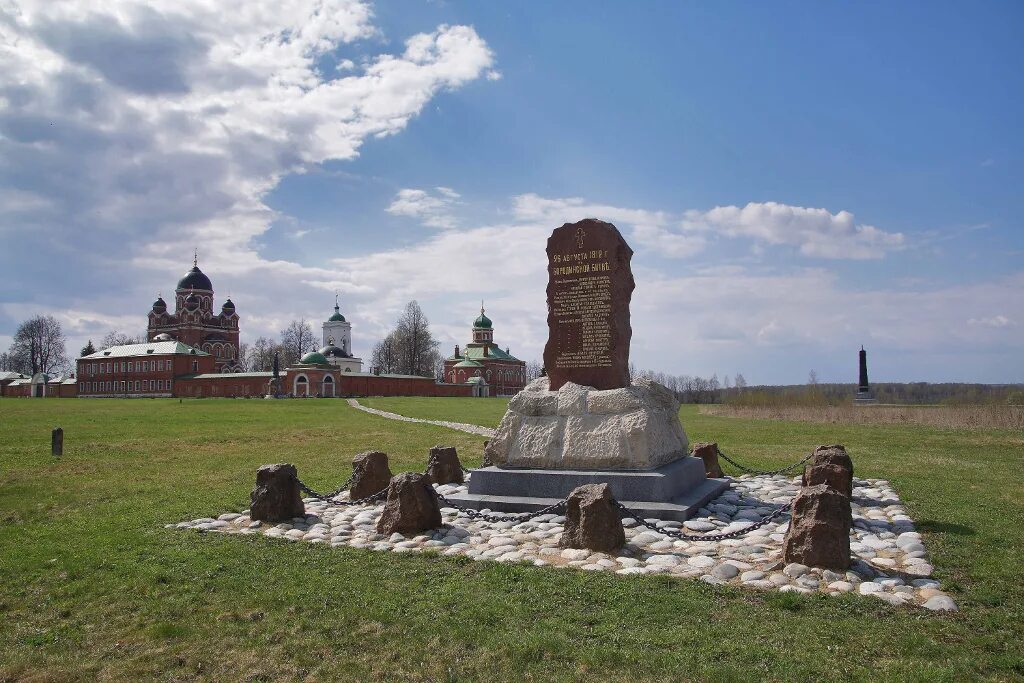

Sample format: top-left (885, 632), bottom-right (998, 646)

top-left (2, 1), bottom-right (1022, 384)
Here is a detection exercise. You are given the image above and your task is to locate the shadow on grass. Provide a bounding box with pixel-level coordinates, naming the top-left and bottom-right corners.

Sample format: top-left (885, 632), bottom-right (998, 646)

top-left (916, 520), bottom-right (975, 536)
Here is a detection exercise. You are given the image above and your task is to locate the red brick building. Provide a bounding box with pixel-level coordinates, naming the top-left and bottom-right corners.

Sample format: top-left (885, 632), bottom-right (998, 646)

top-left (147, 255), bottom-right (241, 372)
top-left (443, 305), bottom-right (527, 396)
top-left (73, 342), bottom-right (473, 399)
top-left (78, 340), bottom-right (216, 397)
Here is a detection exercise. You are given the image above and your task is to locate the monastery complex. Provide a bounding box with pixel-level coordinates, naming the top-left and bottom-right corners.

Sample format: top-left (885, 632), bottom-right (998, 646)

top-left (1, 260), bottom-right (526, 399)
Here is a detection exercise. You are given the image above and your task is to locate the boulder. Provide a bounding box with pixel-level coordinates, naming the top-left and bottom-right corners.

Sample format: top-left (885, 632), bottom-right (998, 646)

top-left (350, 451), bottom-right (393, 501)
top-left (250, 463), bottom-right (305, 522)
top-left (783, 484), bottom-right (852, 570)
top-left (376, 472), bottom-right (442, 535)
top-left (484, 379), bottom-right (688, 470)
top-left (559, 483), bottom-right (626, 552)
top-left (691, 441), bottom-right (724, 478)
top-left (803, 445), bottom-right (854, 497)
top-left (426, 445), bottom-right (464, 485)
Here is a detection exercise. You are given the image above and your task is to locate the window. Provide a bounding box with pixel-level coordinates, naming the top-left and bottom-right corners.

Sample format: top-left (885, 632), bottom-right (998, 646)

top-left (192, 361), bottom-right (198, 372)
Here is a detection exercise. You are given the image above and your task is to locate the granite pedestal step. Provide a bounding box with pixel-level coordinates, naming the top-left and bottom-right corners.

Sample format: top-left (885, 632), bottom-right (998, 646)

top-left (448, 458), bottom-right (730, 522)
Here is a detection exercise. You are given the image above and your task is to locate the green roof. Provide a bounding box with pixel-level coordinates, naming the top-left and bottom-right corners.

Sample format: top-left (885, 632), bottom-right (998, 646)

top-left (454, 359), bottom-right (483, 368)
top-left (328, 303), bottom-right (346, 322)
top-left (299, 351), bottom-right (330, 365)
top-left (454, 345), bottom-right (522, 362)
top-left (81, 341), bottom-right (209, 359)
top-left (473, 311), bottom-right (492, 329)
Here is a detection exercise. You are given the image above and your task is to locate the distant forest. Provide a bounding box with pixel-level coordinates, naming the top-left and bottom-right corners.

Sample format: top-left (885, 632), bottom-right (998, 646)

top-left (718, 382), bottom-right (1024, 407)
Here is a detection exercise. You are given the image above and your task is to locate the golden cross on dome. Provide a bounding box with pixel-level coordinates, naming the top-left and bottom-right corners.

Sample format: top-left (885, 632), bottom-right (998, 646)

top-left (480, 300), bottom-right (485, 315)
top-left (193, 248), bottom-right (198, 268)
top-left (575, 226), bottom-right (585, 249)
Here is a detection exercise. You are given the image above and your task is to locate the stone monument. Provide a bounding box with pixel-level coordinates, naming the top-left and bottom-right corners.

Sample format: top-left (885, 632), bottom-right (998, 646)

top-left (448, 219), bottom-right (728, 521)
top-left (854, 346), bottom-right (877, 405)
top-left (265, 351), bottom-right (283, 398)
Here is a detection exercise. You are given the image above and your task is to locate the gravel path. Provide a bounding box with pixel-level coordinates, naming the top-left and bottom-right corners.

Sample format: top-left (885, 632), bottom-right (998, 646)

top-left (345, 398), bottom-right (496, 438)
top-left (173, 472), bottom-right (954, 611)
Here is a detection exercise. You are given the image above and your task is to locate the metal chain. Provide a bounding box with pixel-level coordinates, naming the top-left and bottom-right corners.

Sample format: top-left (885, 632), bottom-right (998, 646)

top-left (715, 446), bottom-right (815, 477)
top-left (431, 488), bottom-right (567, 523)
top-left (297, 476), bottom-right (352, 500)
top-left (612, 499), bottom-right (791, 542)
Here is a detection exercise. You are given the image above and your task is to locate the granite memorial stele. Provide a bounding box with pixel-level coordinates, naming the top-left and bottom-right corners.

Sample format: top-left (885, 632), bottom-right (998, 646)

top-left (448, 219), bottom-right (728, 521)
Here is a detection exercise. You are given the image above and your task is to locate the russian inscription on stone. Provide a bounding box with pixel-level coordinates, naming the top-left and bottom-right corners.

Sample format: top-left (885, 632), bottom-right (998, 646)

top-left (542, 219), bottom-right (634, 391)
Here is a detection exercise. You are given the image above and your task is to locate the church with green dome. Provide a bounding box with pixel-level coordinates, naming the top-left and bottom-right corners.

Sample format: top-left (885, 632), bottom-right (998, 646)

top-left (444, 304), bottom-right (527, 396)
top-left (318, 294), bottom-right (362, 373)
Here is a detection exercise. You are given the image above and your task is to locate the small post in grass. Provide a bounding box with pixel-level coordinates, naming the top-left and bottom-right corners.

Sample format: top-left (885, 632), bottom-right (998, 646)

top-left (51, 427), bottom-right (63, 457)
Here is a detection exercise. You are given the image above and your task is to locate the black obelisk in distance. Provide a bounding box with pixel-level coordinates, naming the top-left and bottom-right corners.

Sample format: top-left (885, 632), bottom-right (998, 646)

top-left (858, 345), bottom-right (869, 392)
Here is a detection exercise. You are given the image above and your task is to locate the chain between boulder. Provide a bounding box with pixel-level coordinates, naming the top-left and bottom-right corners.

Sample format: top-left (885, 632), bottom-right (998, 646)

top-left (430, 488), bottom-right (567, 523)
top-left (715, 447), bottom-right (815, 477)
top-left (612, 499), bottom-right (792, 542)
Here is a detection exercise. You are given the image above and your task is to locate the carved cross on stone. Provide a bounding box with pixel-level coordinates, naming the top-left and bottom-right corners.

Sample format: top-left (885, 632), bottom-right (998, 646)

top-left (575, 226), bottom-right (586, 249)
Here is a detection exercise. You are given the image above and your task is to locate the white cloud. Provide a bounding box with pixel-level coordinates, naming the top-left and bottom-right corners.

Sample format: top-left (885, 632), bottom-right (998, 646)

top-left (680, 202), bottom-right (904, 259)
top-left (386, 187), bottom-right (461, 229)
top-left (0, 0), bottom-right (496, 354)
top-left (968, 315), bottom-right (1013, 328)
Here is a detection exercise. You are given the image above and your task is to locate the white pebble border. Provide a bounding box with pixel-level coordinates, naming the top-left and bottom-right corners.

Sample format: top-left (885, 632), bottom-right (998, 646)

top-left (345, 398), bottom-right (496, 438)
top-left (169, 472), bottom-right (956, 612)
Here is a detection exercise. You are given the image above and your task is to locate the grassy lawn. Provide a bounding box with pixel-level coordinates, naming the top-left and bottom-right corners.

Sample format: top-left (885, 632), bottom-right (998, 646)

top-left (1, 397), bottom-right (1022, 681)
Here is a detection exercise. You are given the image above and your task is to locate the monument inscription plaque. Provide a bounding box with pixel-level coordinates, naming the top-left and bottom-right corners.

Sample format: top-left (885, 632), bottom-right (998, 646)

top-left (543, 219), bottom-right (634, 391)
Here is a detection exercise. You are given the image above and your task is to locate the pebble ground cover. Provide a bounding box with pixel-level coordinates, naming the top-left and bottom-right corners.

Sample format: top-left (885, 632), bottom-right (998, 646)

top-left (1, 397), bottom-right (1022, 681)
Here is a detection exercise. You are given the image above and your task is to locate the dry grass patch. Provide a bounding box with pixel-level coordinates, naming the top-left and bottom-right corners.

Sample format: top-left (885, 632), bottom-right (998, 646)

top-left (701, 403), bottom-right (1024, 430)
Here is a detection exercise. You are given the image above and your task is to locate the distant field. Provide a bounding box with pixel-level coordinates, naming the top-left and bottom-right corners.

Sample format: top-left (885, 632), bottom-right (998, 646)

top-left (1, 397), bottom-right (1022, 681)
top-left (703, 403), bottom-right (1024, 430)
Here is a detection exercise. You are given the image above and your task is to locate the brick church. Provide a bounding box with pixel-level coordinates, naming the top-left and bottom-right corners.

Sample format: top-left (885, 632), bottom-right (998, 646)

top-left (444, 304), bottom-right (527, 396)
top-left (147, 254), bottom-right (242, 372)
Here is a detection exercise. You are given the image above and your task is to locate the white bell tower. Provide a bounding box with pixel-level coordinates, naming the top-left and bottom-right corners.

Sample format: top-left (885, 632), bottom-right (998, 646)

top-left (323, 294), bottom-right (353, 356)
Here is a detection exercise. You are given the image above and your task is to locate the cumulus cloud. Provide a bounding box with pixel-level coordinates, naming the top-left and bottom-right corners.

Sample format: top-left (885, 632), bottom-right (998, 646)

top-left (680, 201), bottom-right (904, 259)
top-left (512, 194), bottom-right (705, 257)
top-left (386, 187), bottom-right (461, 229)
top-left (1, 0), bottom-right (496, 349)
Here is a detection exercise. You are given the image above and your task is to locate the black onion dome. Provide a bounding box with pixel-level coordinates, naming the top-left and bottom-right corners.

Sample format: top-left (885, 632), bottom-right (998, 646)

top-left (177, 265), bottom-right (213, 291)
top-left (184, 291), bottom-right (201, 310)
top-left (222, 298), bottom-right (235, 313)
top-left (320, 343), bottom-right (348, 358)
top-left (152, 296), bottom-right (167, 312)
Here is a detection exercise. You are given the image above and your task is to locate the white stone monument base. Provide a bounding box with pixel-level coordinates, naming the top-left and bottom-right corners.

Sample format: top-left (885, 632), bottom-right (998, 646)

top-left (450, 378), bottom-right (729, 521)
top-left (485, 377), bottom-right (689, 470)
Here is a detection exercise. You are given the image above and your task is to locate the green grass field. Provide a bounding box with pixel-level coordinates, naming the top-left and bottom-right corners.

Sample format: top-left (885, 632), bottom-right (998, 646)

top-left (1, 397), bottom-right (1022, 681)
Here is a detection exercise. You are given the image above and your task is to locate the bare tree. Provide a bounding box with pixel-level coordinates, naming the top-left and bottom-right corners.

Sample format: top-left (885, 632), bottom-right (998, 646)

top-left (101, 330), bottom-right (143, 348)
top-left (734, 373), bottom-right (747, 391)
top-left (371, 331), bottom-right (400, 374)
top-left (394, 301), bottom-right (440, 377)
top-left (808, 369), bottom-right (819, 385)
top-left (245, 336), bottom-right (277, 371)
top-left (8, 315), bottom-right (69, 375)
top-left (279, 319), bottom-right (315, 367)
top-left (525, 359), bottom-right (544, 382)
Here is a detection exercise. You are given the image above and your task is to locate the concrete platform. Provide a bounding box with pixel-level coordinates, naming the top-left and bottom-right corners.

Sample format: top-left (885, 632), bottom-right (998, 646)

top-left (447, 457), bottom-right (730, 522)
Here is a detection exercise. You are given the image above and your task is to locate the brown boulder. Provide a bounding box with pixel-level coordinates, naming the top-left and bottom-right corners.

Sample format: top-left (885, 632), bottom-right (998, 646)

top-left (350, 451), bottom-right (393, 501)
top-left (782, 483), bottom-right (852, 569)
top-left (559, 483), bottom-right (626, 552)
top-left (250, 463), bottom-right (305, 523)
top-left (803, 445), bottom-right (854, 497)
top-left (691, 441), bottom-right (724, 478)
top-left (376, 472), bottom-right (443, 535)
top-left (426, 445), bottom-right (464, 485)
